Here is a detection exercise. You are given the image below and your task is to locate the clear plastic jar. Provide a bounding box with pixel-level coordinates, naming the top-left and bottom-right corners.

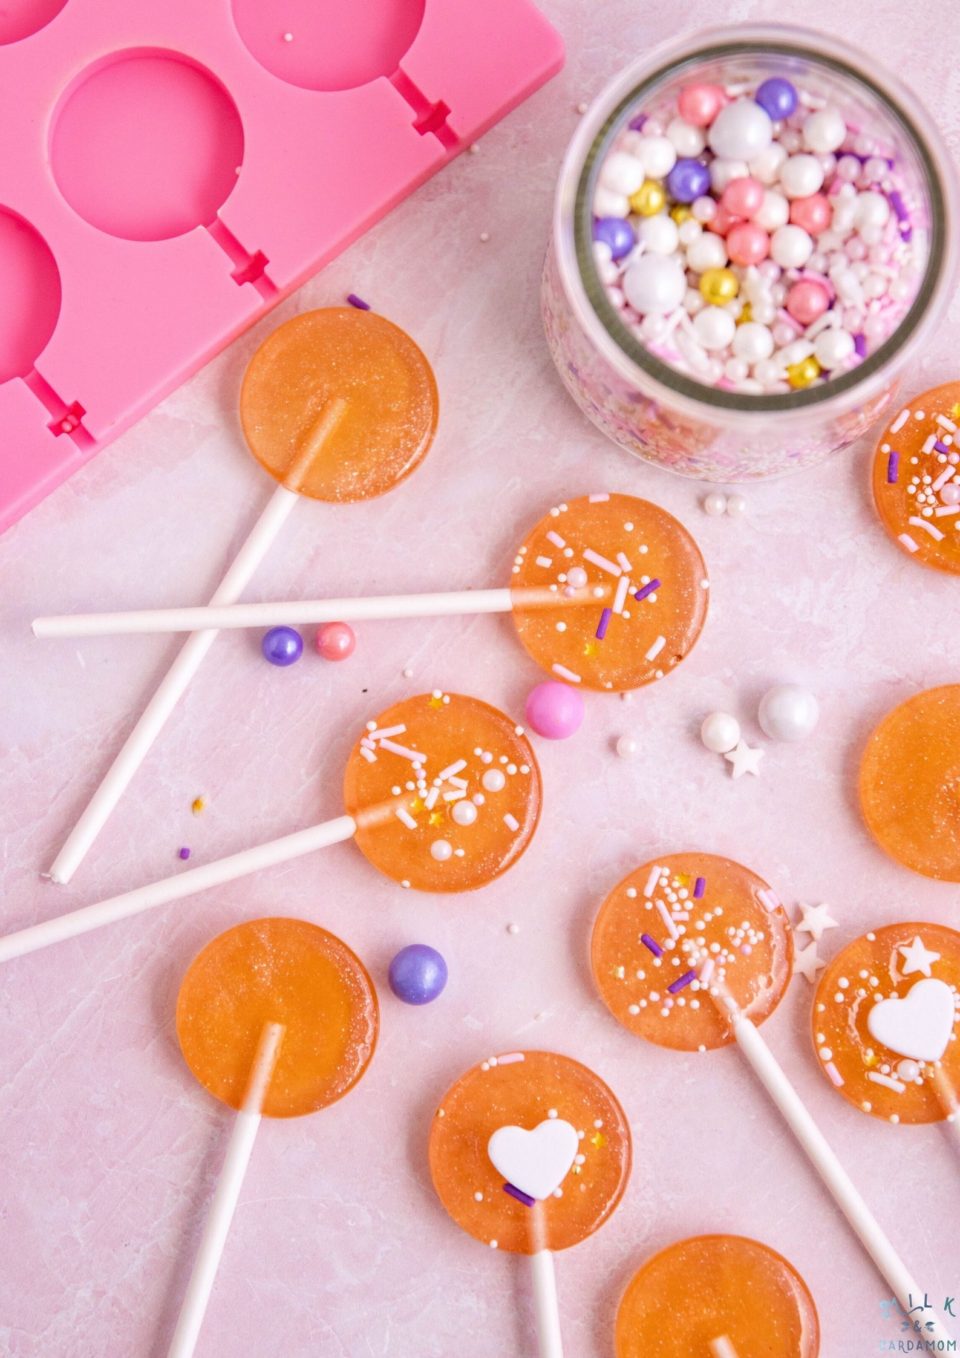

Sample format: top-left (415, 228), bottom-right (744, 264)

top-left (542, 24), bottom-right (957, 481)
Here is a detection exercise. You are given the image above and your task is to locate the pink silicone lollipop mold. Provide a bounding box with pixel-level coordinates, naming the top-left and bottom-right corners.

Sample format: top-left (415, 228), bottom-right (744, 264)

top-left (0, 0), bottom-right (68, 45)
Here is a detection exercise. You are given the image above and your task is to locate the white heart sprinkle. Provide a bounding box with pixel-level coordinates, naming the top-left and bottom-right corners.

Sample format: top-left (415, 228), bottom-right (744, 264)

top-left (867, 978), bottom-right (955, 1063)
top-left (487, 1118), bottom-right (579, 1201)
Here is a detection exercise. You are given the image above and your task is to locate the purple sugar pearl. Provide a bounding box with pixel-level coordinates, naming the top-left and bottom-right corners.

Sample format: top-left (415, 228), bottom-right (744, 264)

top-left (666, 158), bottom-right (710, 204)
top-left (593, 215), bottom-right (635, 261)
top-left (755, 77), bottom-right (798, 121)
top-left (389, 944), bottom-right (448, 1005)
top-left (525, 681), bottom-right (585, 740)
top-left (261, 625), bottom-right (303, 666)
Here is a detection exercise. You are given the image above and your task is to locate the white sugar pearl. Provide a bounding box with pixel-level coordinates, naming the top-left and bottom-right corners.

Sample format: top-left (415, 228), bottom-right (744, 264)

top-left (701, 711), bottom-right (741, 754)
top-left (750, 299), bottom-right (776, 326)
top-left (639, 314), bottom-right (667, 341)
top-left (758, 684), bottom-right (819, 742)
top-left (733, 321), bottom-right (775, 363)
top-left (686, 233), bottom-right (727, 272)
top-left (683, 287), bottom-right (704, 314)
top-left (897, 1059), bottom-right (920, 1082)
top-left (593, 186), bottom-right (629, 218)
top-left (863, 273), bottom-right (887, 300)
top-left (678, 218), bottom-right (702, 246)
top-left (666, 117), bottom-right (705, 157)
top-left (724, 357), bottom-right (748, 382)
top-left (771, 224), bottom-right (813, 268)
top-left (814, 328), bottom-right (855, 369)
top-left (691, 195), bottom-right (717, 223)
top-left (864, 156), bottom-right (889, 183)
top-left (616, 734), bottom-right (640, 759)
top-left (749, 143), bottom-right (787, 185)
top-left (637, 134), bottom-right (677, 178)
top-left (693, 306), bottom-right (736, 351)
top-left (779, 153), bottom-right (824, 199)
top-left (753, 356), bottom-right (784, 384)
top-left (452, 800), bottom-right (478, 827)
top-left (703, 492), bottom-right (727, 517)
top-left (709, 158), bottom-right (749, 194)
top-left (623, 255), bottom-right (686, 315)
top-left (778, 339), bottom-right (814, 367)
top-left (593, 241), bottom-right (613, 265)
top-left (482, 769), bottom-right (506, 792)
top-left (802, 106), bottom-right (847, 154)
top-left (567, 566), bottom-right (588, 589)
top-left (708, 98), bottom-right (773, 161)
top-left (855, 190), bottom-right (891, 230)
top-left (430, 839), bottom-right (453, 861)
top-left (600, 151), bottom-right (645, 196)
top-left (725, 493), bottom-right (747, 517)
top-left (754, 189), bottom-right (790, 232)
top-left (831, 198), bottom-right (857, 234)
top-left (638, 214), bottom-right (679, 255)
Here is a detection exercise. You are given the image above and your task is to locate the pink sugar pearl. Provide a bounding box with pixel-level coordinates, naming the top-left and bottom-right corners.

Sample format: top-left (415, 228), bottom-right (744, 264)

top-left (720, 176), bottom-right (765, 219)
top-left (524, 681), bottom-right (585, 740)
top-left (786, 279), bottom-right (830, 325)
top-left (316, 621), bottom-right (356, 660)
top-left (678, 83), bottom-right (726, 127)
top-left (790, 193), bottom-right (832, 235)
top-left (727, 221), bottom-right (770, 265)
top-left (707, 204), bottom-right (740, 236)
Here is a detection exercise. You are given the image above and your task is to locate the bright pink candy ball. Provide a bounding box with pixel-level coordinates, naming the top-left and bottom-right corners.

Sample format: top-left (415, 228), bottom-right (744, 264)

top-left (786, 279), bottom-right (830, 325)
top-left (789, 193), bottom-right (832, 235)
top-left (316, 621), bottom-right (356, 660)
top-left (524, 681), bottom-right (585, 740)
top-left (727, 221), bottom-right (770, 265)
top-left (678, 83), bottom-right (726, 127)
top-left (720, 176), bottom-right (765, 219)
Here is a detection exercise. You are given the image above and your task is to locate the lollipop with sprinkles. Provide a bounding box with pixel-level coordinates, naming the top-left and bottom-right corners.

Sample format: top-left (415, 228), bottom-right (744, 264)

top-left (812, 922), bottom-right (960, 1126)
top-left (615, 1234), bottom-right (820, 1358)
top-left (0, 693), bottom-right (540, 963)
top-left (169, 918), bottom-right (377, 1358)
top-left (871, 384), bottom-right (960, 571)
top-left (429, 1050), bottom-right (631, 1358)
top-left (591, 852), bottom-right (953, 1343)
top-left (35, 494), bottom-right (710, 694)
top-left (45, 307), bottom-right (438, 887)
top-left (860, 684), bottom-right (960, 881)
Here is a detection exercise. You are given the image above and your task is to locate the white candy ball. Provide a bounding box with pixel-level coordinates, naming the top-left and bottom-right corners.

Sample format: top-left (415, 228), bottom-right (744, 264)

top-left (683, 287), bottom-right (705, 314)
top-left (638, 214), bottom-right (679, 255)
top-left (686, 233), bottom-right (728, 272)
top-left (771, 224), bottom-right (814, 269)
top-left (754, 189), bottom-right (790, 232)
top-left (758, 684), bottom-right (819, 742)
top-left (802, 106), bottom-right (847, 155)
top-left (616, 733), bottom-right (640, 759)
top-left (693, 306), bottom-right (736, 351)
top-left (622, 254), bottom-right (686, 315)
top-left (708, 98), bottom-right (773, 161)
top-left (637, 134), bottom-right (677, 178)
top-left (726, 493), bottom-right (747, 517)
top-left (749, 143), bottom-right (787, 185)
top-left (703, 491), bottom-right (727, 517)
top-left (430, 839), bottom-right (454, 861)
top-left (678, 218), bottom-right (702, 246)
top-left (594, 186), bottom-right (630, 218)
top-left (814, 327), bottom-right (856, 369)
top-left (855, 190), bottom-right (891, 230)
top-left (667, 117), bottom-right (706, 157)
top-left (724, 356), bottom-right (749, 381)
top-left (733, 321), bottom-right (775, 363)
top-left (639, 313), bottom-right (666, 341)
top-left (710, 158), bottom-right (750, 194)
top-left (452, 799), bottom-right (478, 826)
top-left (779, 153), bottom-right (824, 199)
top-left (600, 150), bottom-right (646, 197)
top-left (691, 195), bottom-right (717, 223)
top-left (753, 356), bottom-right (784, 385)
top-left (701, 711), bottom-right (741, 754)
top-left (750, 300), bottom-right (777, 327)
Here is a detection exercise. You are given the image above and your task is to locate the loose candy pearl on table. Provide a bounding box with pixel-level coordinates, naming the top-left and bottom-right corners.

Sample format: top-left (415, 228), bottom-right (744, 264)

top-left (666, 117), bottom-right (705, 157)
top-left (733, 321), bottom-right (775, 363)
top-left (262, 626), bottom-right (303, 666)
top-left (593, 216), bottom-right (636, 261)
top-left (708, 98), bottom-right (773, 161)
top-left (779, 154), bottom-right (825, 199)
top-left (636, 134), bottom-right (677, 178)
top-left (693, 306), bottom-right (736, 351)
top-left (727, 222), bottom-right (770, 266)
top-left (702, 491), bottom-right (727, 516)
top-left (525, 680), bottom-right (585, 740)
top-left (637, 214), bottom-right (679, 255)
top-left (786, 279), bottom-right (830, 325)
top-left (666, 157), bottom-right (711, 204)
top-left (388, 944), bottom-right (448, 1005)
top-left (754, 189), bottom-right (790, 232)
top-left (600, 150), bottom-right (646, 197)
top-left (754, 76), bottom-right (799, 121)
top-left (725, 493), bottom-right (747, 517)
top-left (700, 711), bottom-right (741, 754)
top-left (629, 180), bottom-right (667, 216)
top-left (758, 684), bottom-right (819, 742)
top-left (678, 82), bottom-right (725, 126)
top-left (623, 254), bottom-right (686, 314)
top-left (771, 224), bottom-right (813, 268)
top-left (316, 621), bottom-right (356, 660)
top-left (720, 176), bottom-right (765, 219)
top-left (803, 106), bottom-right (847, 154)
top-left (789, 192), bottom-right (831, 235)
top-left (698, 267), bottom-right (739, 305)
top-left (615, 734), bottom-right (639, 759)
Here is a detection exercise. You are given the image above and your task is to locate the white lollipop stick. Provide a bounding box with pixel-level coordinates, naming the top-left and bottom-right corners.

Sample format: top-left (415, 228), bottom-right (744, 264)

top-left (167, 1020), bottom-right (285, 1358)
top-left (44, 398), bottom-right (347, 885)
top-left (0, 814), bottom-right (358, 964)
top-left (529, 1250), bottom-right (563, 1358)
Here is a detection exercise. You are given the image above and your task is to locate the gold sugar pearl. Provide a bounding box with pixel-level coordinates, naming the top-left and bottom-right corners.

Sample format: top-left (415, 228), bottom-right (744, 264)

top-left (787, 356), bottom-right (822, 389)
top-left (629, 180), bottom-right (666, 217)
top-left (698, 267), bottom-right (739, 306)
top-left (670, 204), bottom-right (692, 224)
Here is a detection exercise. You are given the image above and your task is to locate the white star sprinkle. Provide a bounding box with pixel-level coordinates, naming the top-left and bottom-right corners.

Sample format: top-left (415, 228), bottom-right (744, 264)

top-left (793, 939), bottom-right (825, 983)
top-left (898, 934), bottom-right (941, 978)
top-left (724, 739), bottom-right (764, 778)
top-left (795, 901), bottom-right (838, 941)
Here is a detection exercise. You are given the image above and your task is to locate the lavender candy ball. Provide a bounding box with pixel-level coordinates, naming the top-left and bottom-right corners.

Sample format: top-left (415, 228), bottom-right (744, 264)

top-left (593, 215), bottom-right (636, 261)
top-left (755, 77), bottom-right (798, 121)
top-left (261, 625), bottom-right (303, 666)
top-left (389, 944), bottom-right (448, 1005)
top-left (665, 158), bottom-right (711, 204)
top-left (525, 680), bottom-right (585, 739)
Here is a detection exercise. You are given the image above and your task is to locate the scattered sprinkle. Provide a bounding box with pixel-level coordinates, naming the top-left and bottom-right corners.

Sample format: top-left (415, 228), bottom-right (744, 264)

top-left (346, 293), bottom-right (370, 311)
top-left (191, 797), bottom-right (205, 815)
top-left (178, 846), bottom-right (191, 861)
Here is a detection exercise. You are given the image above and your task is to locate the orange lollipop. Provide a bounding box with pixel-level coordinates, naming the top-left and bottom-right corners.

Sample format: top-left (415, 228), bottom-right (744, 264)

top-left (169, 919), bottom-right (377, 1357)
top-left (859, 685), bottom-right (960, 881)
top-left (871, 383), bottom-right (960, 572)
top-left (812, 922), bottom-right (960, 1126)
top-left (616, 1235), bottom-right (819, 1358)
top-left (430, 1050), bottom-right (631, 1356)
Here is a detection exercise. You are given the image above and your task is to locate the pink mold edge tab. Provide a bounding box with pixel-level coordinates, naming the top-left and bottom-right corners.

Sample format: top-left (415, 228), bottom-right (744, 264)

top-left (0, 0), bottom-right (564, 536)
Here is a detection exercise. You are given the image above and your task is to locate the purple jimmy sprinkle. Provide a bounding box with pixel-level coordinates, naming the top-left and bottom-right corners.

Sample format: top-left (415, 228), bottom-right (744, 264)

top-left (628, 113), bottom-right (647, 131)
top-left (178, 846), bottom-right (191, 861)
top-left (693, 876), bottom-right (706, 899)
top-left (596, 607), bottom-right (612, 640)
top-left (668, 970), bottom-right (697, 994)
top-left (854, 333), bottom-right (868, 357)
top-left (634, 578), bottom-right (661, 603)
top-left (641, 933), bottom-right (663, 958)
top-left (887, 451), bottom-right (900, 484)
top-left (503, 1183), bottom-right (535, 1208)
top-left (934, 439), bottom-right (950, 454)
top-left (347, 293), bottom-right (370, 310)
top-left (900, 226), bottom-right (913, 243)
top-left (888, 190), bottom-right (909, 223)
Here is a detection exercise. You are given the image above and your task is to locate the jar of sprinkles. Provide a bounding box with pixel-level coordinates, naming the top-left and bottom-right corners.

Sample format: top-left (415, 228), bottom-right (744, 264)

top-left (542, 25), bottom-right (957, 481)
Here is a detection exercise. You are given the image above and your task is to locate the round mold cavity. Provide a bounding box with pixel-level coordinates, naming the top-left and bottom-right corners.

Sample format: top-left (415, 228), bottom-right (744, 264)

top-left (0, 0), bottom-right (68, 45)
top-left (0, 208), bottom-right (61, 383)
top-left (231, 0), bottom-right (425, 91)
top-left (50, 49), bottom-right (244, 241)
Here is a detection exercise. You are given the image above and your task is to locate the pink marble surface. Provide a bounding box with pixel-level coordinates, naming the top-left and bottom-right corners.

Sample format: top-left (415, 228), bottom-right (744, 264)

top-left (2, 3), bottom-right (960, 1355)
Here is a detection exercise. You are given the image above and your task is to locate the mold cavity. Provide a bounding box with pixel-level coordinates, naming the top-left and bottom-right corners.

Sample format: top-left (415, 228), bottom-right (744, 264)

top-left (0, 0), bottom-right (68, 45)
top-left (0, 208), bottom-right (61, 383)
top-left (50, 50), bottom-right (244, 241)
top-left (231, 0), bottom-right (425, 91)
